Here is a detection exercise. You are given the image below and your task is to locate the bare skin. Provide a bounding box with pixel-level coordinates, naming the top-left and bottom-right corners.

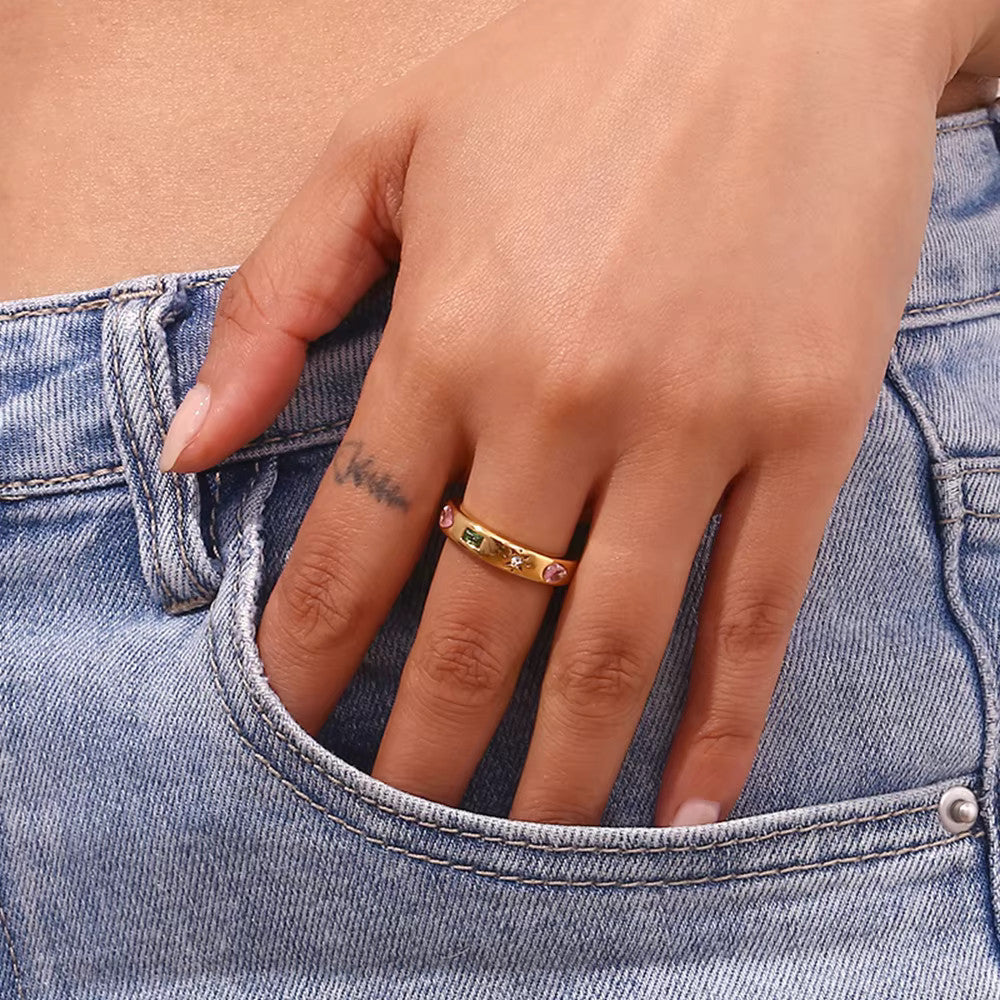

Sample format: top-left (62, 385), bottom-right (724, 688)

top-left (0, 1), bottom-right (995, 300)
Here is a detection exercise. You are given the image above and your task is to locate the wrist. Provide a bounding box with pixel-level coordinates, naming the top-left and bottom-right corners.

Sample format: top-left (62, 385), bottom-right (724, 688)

top-left (930, 0), bottom-right (1000, 78)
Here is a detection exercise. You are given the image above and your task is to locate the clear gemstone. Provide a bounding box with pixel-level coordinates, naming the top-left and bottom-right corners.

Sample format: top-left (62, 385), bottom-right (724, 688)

top-left (439, 504), bottom-right (455, 529)
top-left (542, 562), bottom-right (568, 584)
top-left (509, 554), bottom-right (526, 570)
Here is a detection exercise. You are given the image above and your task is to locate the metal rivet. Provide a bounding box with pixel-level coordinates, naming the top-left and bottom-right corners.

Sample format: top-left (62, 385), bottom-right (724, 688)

top-left (938, 786), bottom-right (979, 834)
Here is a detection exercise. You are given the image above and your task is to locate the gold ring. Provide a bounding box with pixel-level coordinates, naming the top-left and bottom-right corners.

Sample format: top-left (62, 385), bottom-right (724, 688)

top-left (437, 500), bottom-right (578, 586)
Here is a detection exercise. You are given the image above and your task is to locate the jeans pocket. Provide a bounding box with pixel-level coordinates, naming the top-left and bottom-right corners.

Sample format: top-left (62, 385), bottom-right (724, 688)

top-left (204, 452), bottom-right (985, 896)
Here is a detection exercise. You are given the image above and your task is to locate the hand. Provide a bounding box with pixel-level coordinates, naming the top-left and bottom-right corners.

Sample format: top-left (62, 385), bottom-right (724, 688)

top-left (159, 0), bottom-right (986, 826)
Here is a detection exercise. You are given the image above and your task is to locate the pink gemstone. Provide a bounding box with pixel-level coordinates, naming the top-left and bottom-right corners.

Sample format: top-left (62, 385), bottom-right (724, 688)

top-left (438, 504), bottom-right (455, 529)
top-left (543, 562), bottom-right (568, 584)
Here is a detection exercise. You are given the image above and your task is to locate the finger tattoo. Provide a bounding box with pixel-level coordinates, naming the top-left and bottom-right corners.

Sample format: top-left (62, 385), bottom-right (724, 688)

top-left (331, 439), bottom-right (410, 510)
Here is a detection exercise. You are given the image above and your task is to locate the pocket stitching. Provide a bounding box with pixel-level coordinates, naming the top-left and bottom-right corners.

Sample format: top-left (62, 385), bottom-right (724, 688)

top-left (232, 636), bottom-right (945, 856)
top-left (208, 644), bottom-right (983, 888)
top-left (208, 472), bottom-right (982, 864)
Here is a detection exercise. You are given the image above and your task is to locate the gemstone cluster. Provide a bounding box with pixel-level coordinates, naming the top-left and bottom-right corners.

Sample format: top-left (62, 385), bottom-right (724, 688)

top-left (439, 501), bottom-right (571, 585)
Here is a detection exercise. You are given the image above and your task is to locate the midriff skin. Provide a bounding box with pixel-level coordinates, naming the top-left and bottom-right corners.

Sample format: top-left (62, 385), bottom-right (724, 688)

top-left (1, 2), bottom-right (997, 301)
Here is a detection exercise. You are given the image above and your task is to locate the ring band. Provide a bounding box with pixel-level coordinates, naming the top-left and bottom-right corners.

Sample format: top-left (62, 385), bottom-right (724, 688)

top-left (437, 500), bottom-right (578, 587)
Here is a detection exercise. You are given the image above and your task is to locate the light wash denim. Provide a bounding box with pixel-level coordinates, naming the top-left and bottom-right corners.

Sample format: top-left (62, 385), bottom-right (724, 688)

top-left (2, 103), bottom-right (1000, 998)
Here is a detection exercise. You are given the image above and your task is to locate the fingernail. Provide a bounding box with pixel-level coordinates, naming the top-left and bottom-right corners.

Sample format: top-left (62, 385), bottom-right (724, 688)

top-left (159, 382), bottom-right (211, 472)
top-left (669, 798), bottom-right (721, 827)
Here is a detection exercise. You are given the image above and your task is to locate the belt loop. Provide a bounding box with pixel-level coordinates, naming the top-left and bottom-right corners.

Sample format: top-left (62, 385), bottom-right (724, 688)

top-left (100, 275), bottom-right (221, 613)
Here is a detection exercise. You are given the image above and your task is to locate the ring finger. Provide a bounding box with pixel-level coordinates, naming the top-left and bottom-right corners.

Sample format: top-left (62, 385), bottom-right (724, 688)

top-left (371, 427), bottom-right (595, 808)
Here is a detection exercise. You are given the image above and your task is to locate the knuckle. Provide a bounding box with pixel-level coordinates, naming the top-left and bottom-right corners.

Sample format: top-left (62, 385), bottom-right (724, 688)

top-left (402, 290), bottom-right (470, 348)
top-left (279, 543), bottom-right (370, 647)
top-left (216, 258), bottom-right (321, 344)
top-left (514, 800), bottom-right (602, 827)
top-left (215, 265), bottom-right (275, 342)
top-left (379, 303), bottom-right (477, 415)
top-left (387, 316), bottom-right (463, 402)
top-left (530, 380), bottom-right (586, 432)
top-left (549, 634), bottom-right (650, 721)
top-left (415, 614), bottom-right (512, 713)
top-left (712, 596), bottom-right (791, 666)
top-left (529, 357), bottom-right (619, 432)
top-left (767, 384), bottom-right (836, 439)
top-left (690, 714), bottom-right (762, 765)
top-left (328, 94), bottom-right (412, 226)
top-left (757, 358), bottom-right (870, 444)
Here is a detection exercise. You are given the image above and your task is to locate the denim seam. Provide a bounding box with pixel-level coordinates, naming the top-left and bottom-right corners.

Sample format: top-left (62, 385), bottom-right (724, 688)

top-left (210, 468), bottom-right (979, 865)
top-left (0, 898), bottom-right (23, 1000)
top-left (936, 519), bottom-right (1000, 955)
top-left (229, 630), bottom-right (953, 854)
top-left (935, 120), bottom-right (997, 135)
top-left (902, 288), bottom-right (1000, 317)
top-left (885, 355), bottom-right (1000, 956)
top-left (934, 466), bottom-right (1000, 523)
top-left (0, 465), bottom-right (125, 490)
top-left (0, 271), bottom-right (997, 326)
top-left (933, 468), bottom-right (1000, 479)
top-left (137, 284), bottom-right (213, 602)
top-left (208, 646), bottom-right (983, 886)
top-left (226, 420), bottom-right (351, 458)
top-left (883, 359), bottom-right (997, 774)
top-left (106, 301), bottom-right (181, 608)
top-left (939, 511), bottom-right (1000, 524)
top-left (0, 422), bottom-right (347, 498)
top-left (0, 276), bottom-right (230, 324)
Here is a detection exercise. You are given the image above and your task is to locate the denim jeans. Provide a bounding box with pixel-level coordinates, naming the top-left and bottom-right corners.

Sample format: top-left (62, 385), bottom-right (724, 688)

top-left (2, 103), bottom-right (1000, 998)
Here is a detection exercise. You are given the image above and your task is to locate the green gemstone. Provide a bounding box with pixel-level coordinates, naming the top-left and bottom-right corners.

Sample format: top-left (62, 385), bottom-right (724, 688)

top-left (461, 527), bottom-right (485, 549)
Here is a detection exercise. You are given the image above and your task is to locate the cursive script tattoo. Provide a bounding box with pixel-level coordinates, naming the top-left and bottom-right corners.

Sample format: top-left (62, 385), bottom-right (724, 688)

top-left (331, 439), bottom-right (410, 511)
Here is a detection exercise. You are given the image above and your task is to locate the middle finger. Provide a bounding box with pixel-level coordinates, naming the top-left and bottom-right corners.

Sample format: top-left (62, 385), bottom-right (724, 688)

top-left (510, 450), bottom-right (729, 825)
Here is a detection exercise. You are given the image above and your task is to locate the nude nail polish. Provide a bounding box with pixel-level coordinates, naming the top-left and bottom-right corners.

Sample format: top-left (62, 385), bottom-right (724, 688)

top-left (159, 382), bottom-right (211, 472)
top-left (669, 798), bottom-right (721, 827)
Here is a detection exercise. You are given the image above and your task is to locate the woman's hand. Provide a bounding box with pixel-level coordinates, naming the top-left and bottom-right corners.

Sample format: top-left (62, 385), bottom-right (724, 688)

top-left (159, 0), bottom-right (989, 826)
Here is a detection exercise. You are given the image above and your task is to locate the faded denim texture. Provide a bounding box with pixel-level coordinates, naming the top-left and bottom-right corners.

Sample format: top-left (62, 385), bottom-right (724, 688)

top-left (2, 103), bottom-right (1000, 997)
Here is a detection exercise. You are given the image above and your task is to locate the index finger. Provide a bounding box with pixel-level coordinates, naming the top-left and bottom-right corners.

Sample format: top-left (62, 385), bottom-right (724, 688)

top-left (159, 110), bottom-right (413, 474)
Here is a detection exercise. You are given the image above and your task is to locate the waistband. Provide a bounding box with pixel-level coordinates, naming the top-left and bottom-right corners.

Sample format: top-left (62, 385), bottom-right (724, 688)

top-left (1, 103), bottom-right (999, 587)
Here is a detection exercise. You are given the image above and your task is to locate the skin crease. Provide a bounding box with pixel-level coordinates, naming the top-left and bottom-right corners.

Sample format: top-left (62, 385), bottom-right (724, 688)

top-left (6, 2), bottom-right (999, 827)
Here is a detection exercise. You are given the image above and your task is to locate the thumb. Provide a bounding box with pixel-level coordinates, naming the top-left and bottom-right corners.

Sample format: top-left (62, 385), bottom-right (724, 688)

top-left (159, 106), bottom-right (415, 474)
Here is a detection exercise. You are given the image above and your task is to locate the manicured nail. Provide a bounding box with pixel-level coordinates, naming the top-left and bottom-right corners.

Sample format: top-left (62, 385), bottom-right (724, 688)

top-left (669, 798), bottom-right (721, 827)
top-left (159, 382), bottom-right (211, 472)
